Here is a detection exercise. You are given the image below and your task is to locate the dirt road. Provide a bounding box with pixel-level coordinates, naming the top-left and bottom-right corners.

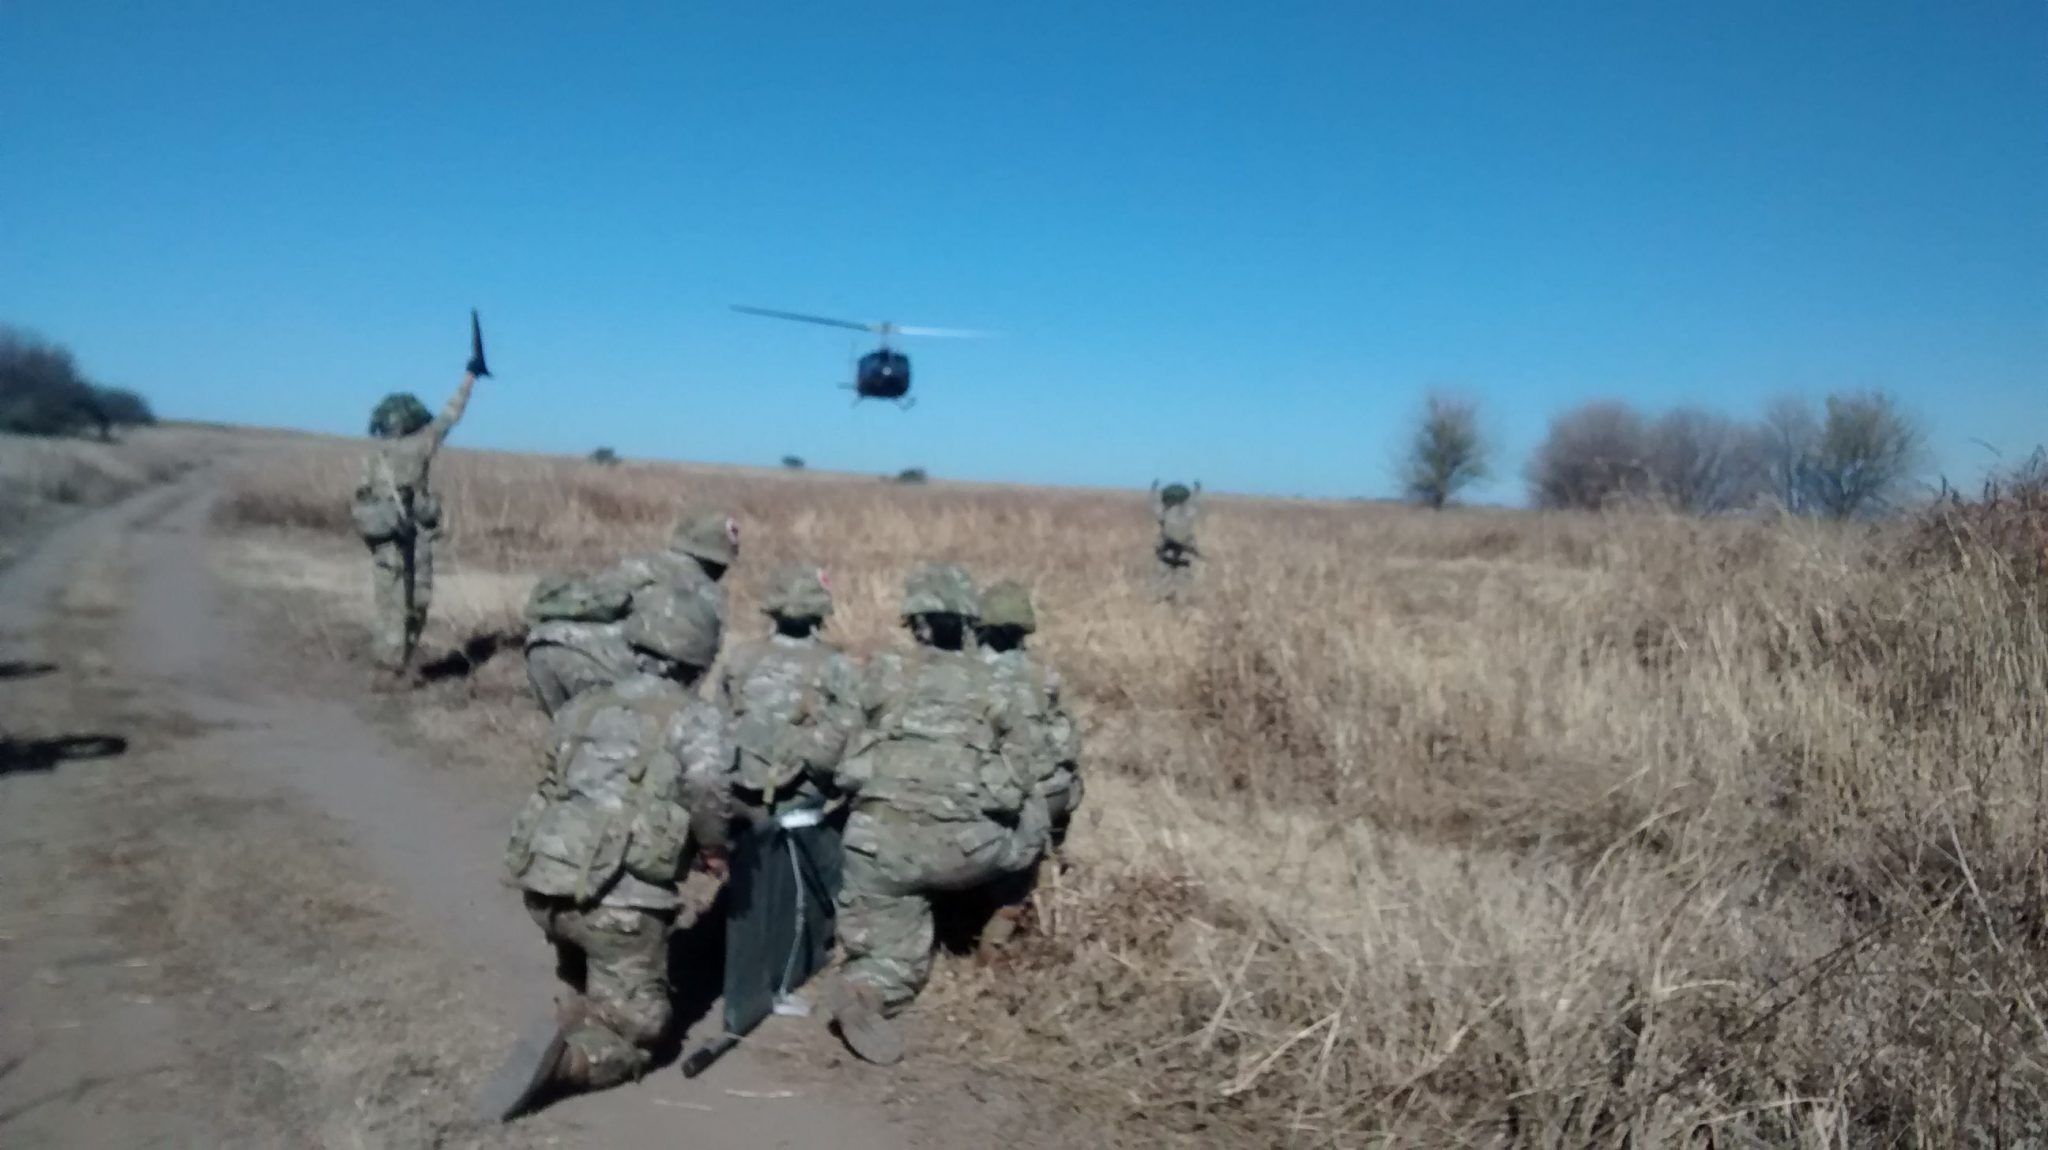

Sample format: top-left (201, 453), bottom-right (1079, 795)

top-left (0, 473), bottom-right (918, 1147)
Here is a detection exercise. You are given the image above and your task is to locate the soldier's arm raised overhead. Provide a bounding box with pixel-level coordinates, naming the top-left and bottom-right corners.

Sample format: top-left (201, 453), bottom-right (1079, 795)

top-left (419, 369), bottom-right (479, 456)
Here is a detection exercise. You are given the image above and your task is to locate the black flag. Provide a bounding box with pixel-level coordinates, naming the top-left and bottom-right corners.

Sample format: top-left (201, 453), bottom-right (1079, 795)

top-left (467, 309), bottom-right (491, 378)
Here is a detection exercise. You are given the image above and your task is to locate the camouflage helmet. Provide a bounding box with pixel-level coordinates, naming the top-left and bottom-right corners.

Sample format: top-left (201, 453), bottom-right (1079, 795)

top-left (761, 562), bottom-right (834, 621)
top-left (901, 563), bottom-right (978, 619)
top-left (1159, 482), bottom-right (1193, 507)
top-left (622, 583), bottom-right (723, 669)
top-left (669, 510), bottom-right (740, 566)
top-left (977, 579), bottom-right (1036, 633)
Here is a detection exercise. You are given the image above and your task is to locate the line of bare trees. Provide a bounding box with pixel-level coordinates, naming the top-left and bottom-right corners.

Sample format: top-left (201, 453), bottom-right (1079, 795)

top-left (1400, 389), bottom-right (1928, 519)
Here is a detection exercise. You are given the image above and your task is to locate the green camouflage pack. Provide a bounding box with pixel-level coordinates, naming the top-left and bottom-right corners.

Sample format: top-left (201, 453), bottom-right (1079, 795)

top-left (525, 573), bottom-right (635, 625)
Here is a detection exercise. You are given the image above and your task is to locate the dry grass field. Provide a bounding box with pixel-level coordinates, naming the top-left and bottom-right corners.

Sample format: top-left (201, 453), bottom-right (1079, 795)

top-left (0, 425), bottom-right (242, 567)
top-left (210, 439), bottom-right (2048, 1147)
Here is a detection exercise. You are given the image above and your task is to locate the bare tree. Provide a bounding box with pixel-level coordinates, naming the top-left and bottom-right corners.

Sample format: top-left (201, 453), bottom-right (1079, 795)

top-left (1803, 390), bottom-right (1925, 519)
top-left (1761, 395), bottom-right (1820, 514)
top-left (1527, 400), bottom-right (1652, 511)
top-left (1646, 408), bottom-right (1767, 514)
top-left (1401, 391), bottom-right (1489, 509)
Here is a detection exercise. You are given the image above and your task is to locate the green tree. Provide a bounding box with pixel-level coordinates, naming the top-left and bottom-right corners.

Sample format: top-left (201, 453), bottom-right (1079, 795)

top-left (1400, 391), bottom-right (1489, 509)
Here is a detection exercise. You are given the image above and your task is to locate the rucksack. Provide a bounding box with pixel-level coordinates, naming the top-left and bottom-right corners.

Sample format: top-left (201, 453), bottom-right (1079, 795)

top-left (525, 573), bottom-right (634, 625)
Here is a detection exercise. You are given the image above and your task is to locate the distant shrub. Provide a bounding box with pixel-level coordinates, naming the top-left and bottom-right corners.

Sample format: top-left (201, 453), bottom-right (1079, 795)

top-left (589, 447), bottom-right (620, 466)
top-left (781, 455), bottom-right (806, 470)
top-left (894, 467), bottom-right (928, 485)
top-left (93, 387), bottom-right (156, 429)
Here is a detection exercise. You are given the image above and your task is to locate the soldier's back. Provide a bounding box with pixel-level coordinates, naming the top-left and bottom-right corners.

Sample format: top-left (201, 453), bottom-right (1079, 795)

top-left (849, 650), bottom-right (1025, 822)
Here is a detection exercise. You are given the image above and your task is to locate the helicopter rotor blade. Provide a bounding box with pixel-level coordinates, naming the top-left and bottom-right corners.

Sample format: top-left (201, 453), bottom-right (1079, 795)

top-left (731, 305), bottom-right (879, 334)
top-left (893, 325), bottom-right (997, 339)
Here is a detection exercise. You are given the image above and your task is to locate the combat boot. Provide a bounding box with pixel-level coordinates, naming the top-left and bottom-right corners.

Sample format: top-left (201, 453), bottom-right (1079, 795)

top-left (477, 1004), bottom-right (592, 1122)
top-left (824, 977), bottom-right (903, 1066)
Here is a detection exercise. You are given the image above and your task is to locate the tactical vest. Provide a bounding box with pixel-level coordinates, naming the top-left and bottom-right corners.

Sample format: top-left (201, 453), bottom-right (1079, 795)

top-left (728, 642), bottom-right (831, 799)
top-left (852, 648), bottom-right (1028, 821)
top-left (504, 688), bottom-right (694, 906)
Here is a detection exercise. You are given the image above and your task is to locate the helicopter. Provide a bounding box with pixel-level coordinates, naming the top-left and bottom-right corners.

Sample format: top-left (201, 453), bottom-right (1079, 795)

top-left (731, 305), bottom-right (990, 408)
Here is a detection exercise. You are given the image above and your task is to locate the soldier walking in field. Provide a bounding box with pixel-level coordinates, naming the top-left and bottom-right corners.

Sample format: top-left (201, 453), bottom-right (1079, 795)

top-left (819, 564), bottom-right (1048, 1065)
top-left (485, 583), bottom-right (736, 1121)
top-left (1151, 479), bottom-right (1202, 602)
top-left (970, 579), bottom-right (1083, 959)
top-left (523, 510), bottom-right (739, 716)
top-left (350, 314), bottom-right (488, 681)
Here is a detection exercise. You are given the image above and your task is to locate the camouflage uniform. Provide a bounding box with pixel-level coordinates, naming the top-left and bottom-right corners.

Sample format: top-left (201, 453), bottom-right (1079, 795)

top-left (826, 566), bottom-right (1046, 1062)
top-left (494, 583), bottom-right (732, 1113)
top-left (1152, 481), bottom-right (1200, 602)
top-left (523, 511), bottom-right (738, 716)
top-left (351, 374), bottom-right (477, 673)
top-left (977, 581), bottom-right (1083, 844)
top-left (967, 581), bottom-right (1082, 959)
top-left (717, 563), bottom-right (863, 821)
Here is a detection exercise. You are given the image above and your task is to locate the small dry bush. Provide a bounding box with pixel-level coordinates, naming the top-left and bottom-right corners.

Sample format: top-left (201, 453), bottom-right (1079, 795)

top-left (219, 439), bottom-right (2048, 1146)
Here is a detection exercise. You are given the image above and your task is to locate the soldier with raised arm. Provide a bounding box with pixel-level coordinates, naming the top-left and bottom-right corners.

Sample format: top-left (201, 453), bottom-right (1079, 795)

top-left (350, 313), bottom-right (489, 681)
top-left (484, 582), bottom-right (735, 1121)
top-left (1150, 479), bottom-right (1202, 602)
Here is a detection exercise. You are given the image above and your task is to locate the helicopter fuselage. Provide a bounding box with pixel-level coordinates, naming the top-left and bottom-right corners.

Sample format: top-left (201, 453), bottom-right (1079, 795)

top-left (853, 349), bottom-right (912, 401)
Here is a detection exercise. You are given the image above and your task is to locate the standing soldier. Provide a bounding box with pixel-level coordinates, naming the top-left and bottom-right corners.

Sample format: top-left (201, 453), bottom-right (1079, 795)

top-left (351, 313), bottom-right (489, 681)
top-left (485, 582), bottom-right (735, 1121)
top-left (718, 562), bottom-right (863, 822)
top-left (1151, 479), bottom-right (1202, 602)
top-left (523, 510), bottom-right (739, 716)
top-left (971, 580), bottom-right (1082, 958)
top-left (821, 564), bottom-right (1047, 1065)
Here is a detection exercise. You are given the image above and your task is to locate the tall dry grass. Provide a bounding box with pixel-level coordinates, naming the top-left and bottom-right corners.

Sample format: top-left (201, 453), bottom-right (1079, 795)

top-left (218, 440), bottom-right (2048, 1146)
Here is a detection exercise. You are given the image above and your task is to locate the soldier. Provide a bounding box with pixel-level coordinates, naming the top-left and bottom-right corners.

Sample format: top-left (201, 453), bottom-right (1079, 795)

top-left (820, 564), bottom-right (1047, 1065)
top-left (523, 510), bottom-right (739, 716)
top-left (970, 580), bottom-right (1082, 959)
top-left (1150, 479), bottom-right (1202, 602)
top-left (484, 582), bottom-right (735, 1121)
top-left (975, 580), bottom-right (1082, 848)
top-left (718, 562), bottom-right (863, 822)
top-left (350, 331), bottom-right (487, 681)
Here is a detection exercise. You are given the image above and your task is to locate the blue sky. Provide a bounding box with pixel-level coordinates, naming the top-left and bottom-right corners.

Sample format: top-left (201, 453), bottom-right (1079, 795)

top-left (3, 2), bottom-right (2042, 500)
